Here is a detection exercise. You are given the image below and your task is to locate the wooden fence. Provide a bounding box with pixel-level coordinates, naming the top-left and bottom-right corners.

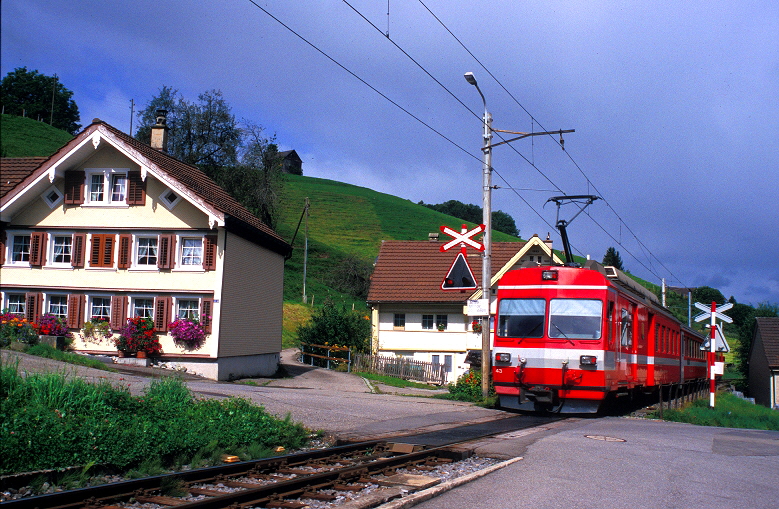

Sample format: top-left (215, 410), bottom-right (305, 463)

top-left (352, 354), bottom-right (447, 385)
top-left (300, 343), bottom-right (352, 371)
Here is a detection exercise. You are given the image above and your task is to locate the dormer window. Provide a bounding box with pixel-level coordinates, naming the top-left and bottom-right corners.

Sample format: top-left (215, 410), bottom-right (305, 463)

top-left (85, 169), bottom-right (128, 205)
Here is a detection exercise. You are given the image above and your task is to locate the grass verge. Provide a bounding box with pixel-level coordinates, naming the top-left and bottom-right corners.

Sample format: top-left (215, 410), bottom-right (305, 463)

top-left (21, 343), bottom-right (118, 371)
top-left (0, 361), bottom-right (310, 477)
top-left (354, 372), bottom-right (442, 391)
top-left (652, 392), bottom-right (779, 430)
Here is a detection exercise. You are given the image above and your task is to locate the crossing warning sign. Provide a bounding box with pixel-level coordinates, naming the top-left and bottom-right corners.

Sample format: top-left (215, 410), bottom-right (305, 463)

top-left (441, 250), bottom-right (478, 291)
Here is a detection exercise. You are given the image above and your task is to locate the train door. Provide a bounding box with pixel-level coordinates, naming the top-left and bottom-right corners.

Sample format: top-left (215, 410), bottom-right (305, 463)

top-left (679, 330), bottom-right (685, 383)
top-left (617, 304), bottom-right (633, 382)
top-left (647, 312), bottom-right (656, 386)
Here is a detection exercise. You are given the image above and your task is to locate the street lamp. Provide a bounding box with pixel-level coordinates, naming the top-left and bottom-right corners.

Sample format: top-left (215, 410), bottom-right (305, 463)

top-left (464, 71), bottom-right (575, 399)
top-left (464, 72), bottom-right (493, 399)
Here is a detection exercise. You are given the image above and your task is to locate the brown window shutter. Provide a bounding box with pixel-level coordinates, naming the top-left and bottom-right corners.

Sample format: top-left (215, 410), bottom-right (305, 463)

top-left (126, 171), bottom-right (146, 205)
top-left (117, 234), bottom-right (132, 269)
top-left (157, 234), bottom-right (176, 269)
top-left (90, 234), bottom-right (103, 267)
top-left (0, 230), bottom-right (6, 265)
top-left (71, 233), bottom-right (86, 267)
top-left (64, 171), bottom-right (85, 205)
top-left (25, 292), bottom-right (43, 323)
top-left (102, 235), bottom-right (115, 267)
top-left (200, 298), bottom-right (214, 334)
top-left (67, 294), bottom-right (85, 328)
top-left (110, 295), bottom-right (128, 330)
top-left (203, 235), bottom-right (217, 270)
top-left (153, 296), bottom-right (172, 332)
top-left (29, 232), bottom-right (48, 266)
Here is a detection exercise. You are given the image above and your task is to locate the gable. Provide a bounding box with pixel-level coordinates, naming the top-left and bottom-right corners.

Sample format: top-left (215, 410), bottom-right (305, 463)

top-left (1, 120), bottom-right (290, 256)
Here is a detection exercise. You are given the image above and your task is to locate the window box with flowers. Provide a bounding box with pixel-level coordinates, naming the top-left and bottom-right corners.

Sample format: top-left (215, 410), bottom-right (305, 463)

top-left (471, 320), bottom-right (483, 334)
top-left (169, 318), bottom-right (207, 350)
top-left (117, 316), bottom-right (161, 356)
top-left (37, 313), bottom-right (70, 350)
top-left (83, 317), bottom-right (113, 344)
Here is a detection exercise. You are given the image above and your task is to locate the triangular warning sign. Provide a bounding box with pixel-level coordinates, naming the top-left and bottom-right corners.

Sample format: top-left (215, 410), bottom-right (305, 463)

top-left (441, 250), bottom-right (478, 291)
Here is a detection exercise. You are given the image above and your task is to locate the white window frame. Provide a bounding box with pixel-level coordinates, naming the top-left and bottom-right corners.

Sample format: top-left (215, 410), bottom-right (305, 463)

top-left (7, 232), bottom-right (31, 266)
top-left (133, 235), bottom-right (159, 269)
top-left (48, 295), bottom-right (68, 320)
top-left (48, 233), bottom-right (74, 267)
top-left (132, 296), bottom-right (155, 319)
top-left (177, 236), bottom-right (203, 270)
top-left (159, 188), bottom-right (182, 210)
top-left (5, 293), bottom-right (26, 315)
top-left (41, 185), bottom-right (64, 208)
top-left (88, 295), bottom-right (112, 321)
top-left (175, 298), bottom-right (201, 320)
top-left (84, 169), bottom-right (129, 206)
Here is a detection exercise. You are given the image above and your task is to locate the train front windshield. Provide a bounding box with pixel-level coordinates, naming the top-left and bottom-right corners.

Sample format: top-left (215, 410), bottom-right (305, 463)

top-left (497, 298), bottom-right (602, 340)
top-left (549, 299), bottom-right (602, 339)
top-left (498, 299), bottom-right (546, 337)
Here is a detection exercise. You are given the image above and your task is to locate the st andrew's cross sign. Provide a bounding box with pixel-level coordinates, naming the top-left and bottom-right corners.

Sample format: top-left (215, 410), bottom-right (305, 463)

top-left (439, 224), bottom-right (484, 291)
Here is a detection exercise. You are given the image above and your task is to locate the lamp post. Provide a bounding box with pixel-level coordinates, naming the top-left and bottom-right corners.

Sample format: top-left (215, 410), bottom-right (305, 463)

top-left (464, 71), bottom-right (575, 399)
top-left (464, 72), bottom-right (493, 399)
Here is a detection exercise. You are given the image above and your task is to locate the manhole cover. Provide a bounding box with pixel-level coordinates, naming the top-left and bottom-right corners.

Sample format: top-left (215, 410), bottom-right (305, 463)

top-left (584, 435), bottom-right (626, 442)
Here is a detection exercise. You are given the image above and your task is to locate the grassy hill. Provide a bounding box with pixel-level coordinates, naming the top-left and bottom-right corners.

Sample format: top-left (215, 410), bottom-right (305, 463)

top-left (274, 174), bottom-right (523, 307)
top-left (1, 114), bottom-right (73, 157)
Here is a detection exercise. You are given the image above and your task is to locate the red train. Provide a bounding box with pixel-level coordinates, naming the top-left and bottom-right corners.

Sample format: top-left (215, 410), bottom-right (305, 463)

top-left (492, 261), bottom-right (714, 413)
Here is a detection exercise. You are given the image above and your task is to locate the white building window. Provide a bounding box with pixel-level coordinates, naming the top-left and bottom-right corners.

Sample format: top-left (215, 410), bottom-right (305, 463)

top-left (180, 238), bottom-right (203, 266)
top-left (85, 169), bottom-right (128, 205)
top-left (51, 235), bottom-right (72, 264)
top-left (11, 234), bottom-right (30, 263)
top-left (90, 297), bottom-right (111, 321)
top-left (176, 299), bottom-right (200, 320)
top-left (41, 186), bottom-right (63, 208)
top-left (422, 314), bottom-right (434, 330)
top-left (48, 295), bottom-right (68, 320)
top-left (133, 298), bottom-right (154, 319)
top-left (6, 294), bottom-right (26, 314)
top-left (135, 236), bottom-right (158, 267)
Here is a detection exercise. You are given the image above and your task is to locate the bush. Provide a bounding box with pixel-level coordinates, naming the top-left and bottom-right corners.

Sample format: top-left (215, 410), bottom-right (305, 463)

top-left (296, 299), bottom-right (371, 353)
top-left (0, 312), bottom-right (39, 346)
top-left (447, 370), bottom-right (493, 401)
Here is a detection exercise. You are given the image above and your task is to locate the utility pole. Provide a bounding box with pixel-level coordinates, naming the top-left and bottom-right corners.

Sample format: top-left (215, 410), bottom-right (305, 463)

top-left (303, 197), bottom-right (310, 304)
top-left (50, 74), bottom-right (58, 126)
top-left (465, 72), bottom-right (574, 399)
top-left (130, 99), bottom-right (135, 136)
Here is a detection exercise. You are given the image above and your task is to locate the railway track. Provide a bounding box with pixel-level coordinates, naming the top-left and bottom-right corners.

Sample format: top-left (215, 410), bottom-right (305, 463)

top-left (2, 416), bottom-right (563, 509)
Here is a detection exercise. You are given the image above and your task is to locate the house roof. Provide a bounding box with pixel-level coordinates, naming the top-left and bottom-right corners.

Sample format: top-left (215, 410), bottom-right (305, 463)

top-left (0, 120), bottom-right (290, 256)
top-left (0, 158), bottom-right (47, 198)
top-left (367, 240), bottom-right (530, 304)
top-left (755, 317), bottom-right (779, 369)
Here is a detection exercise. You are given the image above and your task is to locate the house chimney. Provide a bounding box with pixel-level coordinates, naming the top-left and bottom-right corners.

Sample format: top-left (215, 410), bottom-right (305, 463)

top-left (428, 233), bottom-right (439, 242)
top-left (150, 109), bottom-right (169, 152)
top-left (544, 232), bottom-right (553, 250)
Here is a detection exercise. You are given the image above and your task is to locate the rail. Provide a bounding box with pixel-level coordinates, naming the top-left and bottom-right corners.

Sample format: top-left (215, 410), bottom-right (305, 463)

top-left (300, 343), bottom-right (351, 371)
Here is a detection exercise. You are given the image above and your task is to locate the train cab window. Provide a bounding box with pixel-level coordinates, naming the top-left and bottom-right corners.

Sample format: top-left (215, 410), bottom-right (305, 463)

top-left (497, 299), bottom-right (545, 338)
top-left (548, 299), bottom-right (602, 340)
top-left (620, 308), bottom-right (633, 346)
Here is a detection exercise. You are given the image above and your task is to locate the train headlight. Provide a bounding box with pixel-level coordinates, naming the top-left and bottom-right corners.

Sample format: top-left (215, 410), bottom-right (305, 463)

top-left (580, 355), bottom-right (597, 366)
top-left (495, 353), bottom-right (511, 363)
top-left (542, 270), bottom-right (558, 281)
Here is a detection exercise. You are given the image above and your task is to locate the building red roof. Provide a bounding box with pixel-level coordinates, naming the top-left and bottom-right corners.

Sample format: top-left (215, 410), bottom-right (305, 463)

top-left (0, 158), bottom-right (46, 198)
top-left (367, 240), bottom-right (527, 304)
top-left (1, 120), bottom-right (290, 256)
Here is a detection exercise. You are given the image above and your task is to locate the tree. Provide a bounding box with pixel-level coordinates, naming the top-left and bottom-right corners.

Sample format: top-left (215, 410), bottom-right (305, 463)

top-left (296, 300), bottom-right (371, 353)
top-left (135, 87), bottom-right (282, 228)
top-left (1, 67), bottom-right (81, 134)
top-left (602, 247), bottom-right (624, 270)
top-left (135, 87), bottom-right (241, 168)
top-left (692, 286), bottom-right (726, 306)
top-left (420, 199), bottom-right (520, 237)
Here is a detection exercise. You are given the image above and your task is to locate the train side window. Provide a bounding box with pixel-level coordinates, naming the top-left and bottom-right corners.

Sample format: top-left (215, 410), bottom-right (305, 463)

top-left (497, 298), bottom-right (546, 338)
top-left (620, 308), bottom-right (632, 346)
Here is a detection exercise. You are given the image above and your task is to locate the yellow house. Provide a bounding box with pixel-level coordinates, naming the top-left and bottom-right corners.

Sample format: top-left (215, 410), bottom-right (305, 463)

top-left (366, 234), bottom-right (563, 382)
top-left (0, 117), bottom-right (290, 380)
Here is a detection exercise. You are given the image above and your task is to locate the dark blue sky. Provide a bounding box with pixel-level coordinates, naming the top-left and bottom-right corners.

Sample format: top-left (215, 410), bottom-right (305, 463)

top-left (3, 0), bottom-right (777, 308)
